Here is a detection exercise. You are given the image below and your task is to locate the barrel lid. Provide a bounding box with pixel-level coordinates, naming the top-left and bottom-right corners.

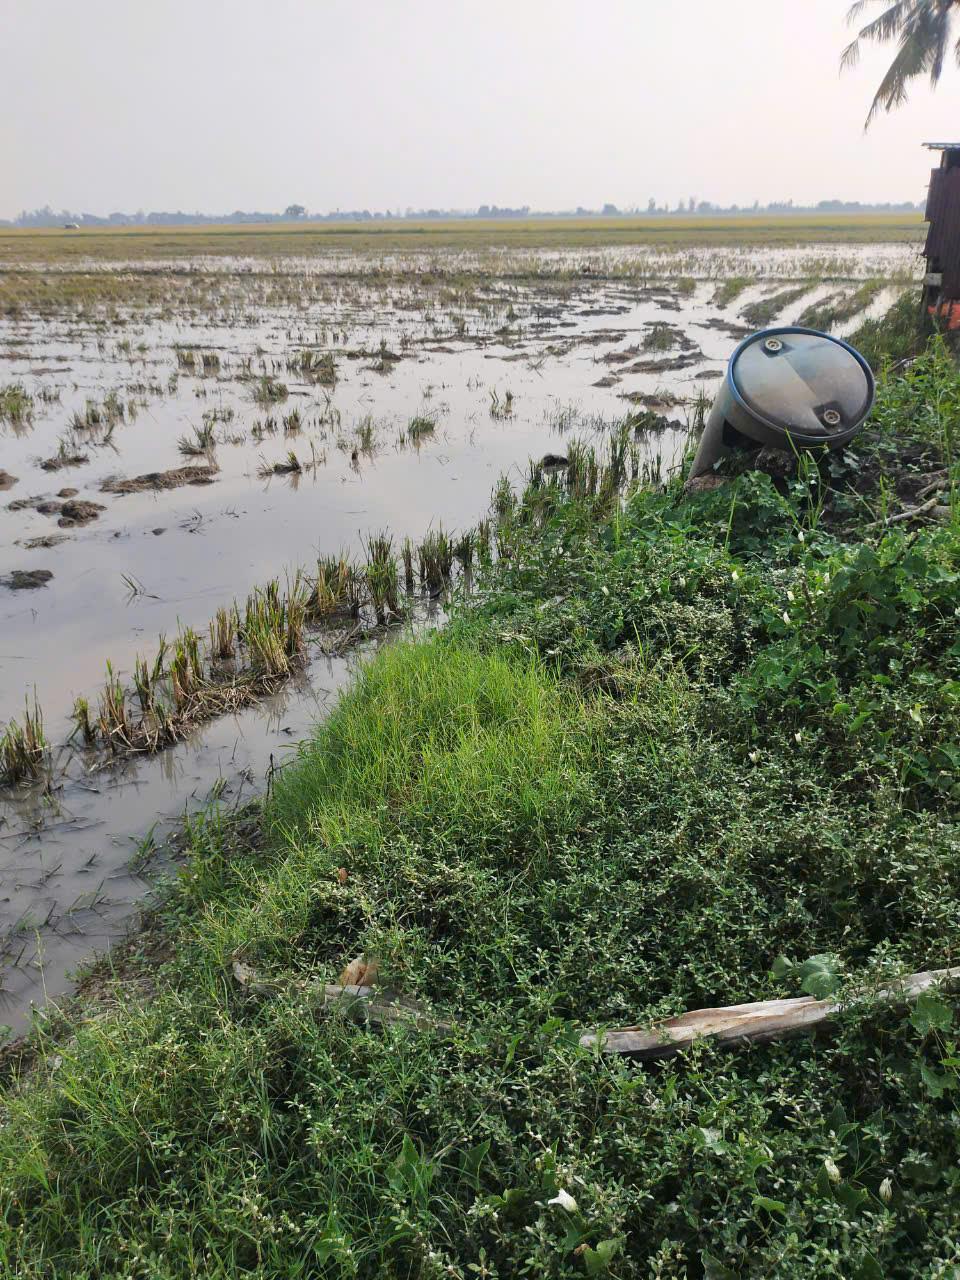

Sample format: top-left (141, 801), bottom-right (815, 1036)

top-left (729, 327), bottom-right (874, 441)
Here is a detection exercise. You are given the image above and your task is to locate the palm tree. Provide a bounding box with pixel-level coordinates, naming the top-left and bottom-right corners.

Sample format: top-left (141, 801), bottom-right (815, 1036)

top-left (842, 0), bottom-right (960, 126)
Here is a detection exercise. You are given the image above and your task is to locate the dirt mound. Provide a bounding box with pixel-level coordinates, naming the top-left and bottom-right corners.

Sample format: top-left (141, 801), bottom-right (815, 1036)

top-left (58, 500), bottom-right (105, 527)
top-left (0, 471), bottom-right (17, 491)
top-left (101, 464), bottom-right (218, 495)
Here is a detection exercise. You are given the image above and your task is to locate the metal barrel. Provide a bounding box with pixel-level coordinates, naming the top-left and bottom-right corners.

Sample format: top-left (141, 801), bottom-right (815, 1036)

top-left (689, 327), bottom-right (875, 479)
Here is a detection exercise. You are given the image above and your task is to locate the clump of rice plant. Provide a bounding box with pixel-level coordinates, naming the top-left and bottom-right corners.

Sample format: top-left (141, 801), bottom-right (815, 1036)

top-left (170, 629), bottom-right (204, 711)
top-left (209, 607), bottom-right (237, 661)
top-left (418, 527), bottom-right (454, 593)
top-left (71, 696), bottom-right (96, 746)
top-left (453, 528), bottom-right (476, 571)
top-left (283, 409), bottom-right (302, 435)
top-left (401, 537), bottom-right (415, 593)
top-left (364, 532), bottom-right (400, 625)
top-left (243, 583), bottom-right (291, 676)
top-left (98, 662), bottom-right (131, 752)
top-left (489, 388), bottom-right (514, 419)
top-left (257, 450), bottom-right (302, 477)
top-left (175, 348), bottom-right (197, 371)
top-left (284, 576), bottom-right (308, 657)
top-left (289, 351), bottom-right (336, 385)
top-left (133, 656), bottom-right (155, 715)
top-left (0, 382), bottom-right (33, 427)
top-left (642, 322), bottom-right (676, 352)
top-left (0, 693), bottom-right (46, 785)
top-left (492, 476), bottom-right (516, 520)
top-left (69, 391), bottom-right (125, 433)
top-left (177, 421), bottom-right (216, 456)
top-left (252, 376), bottom-right (289, 406)
top-left (354, 415), bottom-right (377, 452)
top-left (407, 415), bottom-right (436, 441)
top-left (251, 416), bottom-right (278, 440)
top-left (310, 556), bottom-right (354, 618)
top-left (201, 352), bottom-right (221, 375)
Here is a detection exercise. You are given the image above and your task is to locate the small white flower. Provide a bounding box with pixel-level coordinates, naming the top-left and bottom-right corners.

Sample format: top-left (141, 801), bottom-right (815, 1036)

top-left (879, 1177), bottom-right (893, 1204)
top-left (748, 750), bottom-right (759, 763)
top-left (679, 576), bottom-right (687, 588)
top-left (798, 530), bottom-right (805, 542)
top-left (787, 589), bottom-right (795, 602)
top-left (794, 731), bottom-right (802, 744)
top-left (731, 571), bottom-right (739, 582)
top-left (782, 610), bottom-right (791, 625)
top-left (824, 1157), bottom-right (841, 1183)
top-left (823, 572), bottom-right (830, 585)
top-left (601, 585), bottom-right (609, 596)
top-left (547, 1189), bottom-right (578, 1213)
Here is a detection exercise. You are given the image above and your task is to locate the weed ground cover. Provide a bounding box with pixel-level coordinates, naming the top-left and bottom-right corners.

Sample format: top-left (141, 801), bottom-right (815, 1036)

top-left (2, 327), bottom-right (960, 1277)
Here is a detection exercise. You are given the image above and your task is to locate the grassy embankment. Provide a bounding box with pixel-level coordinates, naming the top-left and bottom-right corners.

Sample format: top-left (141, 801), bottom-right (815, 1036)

top-left (0, 213), bottom-right (924, 265)
top-left (2, 313), bottom-right (960, 1276)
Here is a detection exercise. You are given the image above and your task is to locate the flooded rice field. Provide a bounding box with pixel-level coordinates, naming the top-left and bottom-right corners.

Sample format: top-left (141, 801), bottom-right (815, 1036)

top-left (0, 244), bottom-right (917, 1034)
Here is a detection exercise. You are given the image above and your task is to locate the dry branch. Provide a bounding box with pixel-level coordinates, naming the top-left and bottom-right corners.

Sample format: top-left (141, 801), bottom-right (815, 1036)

top-left (231, 957), bottom-right (450, 1033)
top-left (580, 965), bottom-right (960, 1058)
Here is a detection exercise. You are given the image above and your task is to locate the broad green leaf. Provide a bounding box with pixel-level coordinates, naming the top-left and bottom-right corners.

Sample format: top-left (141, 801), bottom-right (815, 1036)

top-left (702, 1253), bottom-right (739, 1280)
top-left (853, 1252), bottom-right (884, 1280)
top-left (910, 992), bottom-right (954, 1036)
top-left (798, 954), bottom-right (841, 999)
top-left (920, 1064), bottom-right (954, 1098)
top-left (582, 1237), bottom-right (623, 1275)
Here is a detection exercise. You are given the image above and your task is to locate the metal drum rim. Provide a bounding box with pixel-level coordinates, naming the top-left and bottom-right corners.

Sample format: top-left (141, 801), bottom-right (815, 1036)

top-left (726, 325), bottom-right (876, 440)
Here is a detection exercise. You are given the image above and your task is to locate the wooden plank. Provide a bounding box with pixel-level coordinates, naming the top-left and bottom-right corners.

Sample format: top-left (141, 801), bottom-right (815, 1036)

top-left (580, 966), bottom-right (960, 1058)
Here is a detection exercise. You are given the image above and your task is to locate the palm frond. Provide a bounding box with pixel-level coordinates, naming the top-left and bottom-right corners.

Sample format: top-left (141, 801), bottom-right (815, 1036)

top-left (842, 0), bottom-right (960, 127)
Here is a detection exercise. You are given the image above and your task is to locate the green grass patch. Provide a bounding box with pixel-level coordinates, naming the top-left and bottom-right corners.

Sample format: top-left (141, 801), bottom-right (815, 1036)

top-left (3, 332), bottom-right (960, 1276)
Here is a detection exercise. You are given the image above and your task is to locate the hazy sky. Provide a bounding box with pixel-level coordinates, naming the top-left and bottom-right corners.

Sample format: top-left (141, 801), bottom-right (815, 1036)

top-left (4, 0), bottom-right (960, 218)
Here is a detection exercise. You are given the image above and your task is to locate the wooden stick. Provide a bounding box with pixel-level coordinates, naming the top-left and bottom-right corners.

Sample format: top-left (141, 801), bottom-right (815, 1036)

top-left (231, 958), bottom-right (450, 1033)
top-left (866, 495), bottom-right (940, 530)
top-left (580, 965), bottom-right (960, 1058)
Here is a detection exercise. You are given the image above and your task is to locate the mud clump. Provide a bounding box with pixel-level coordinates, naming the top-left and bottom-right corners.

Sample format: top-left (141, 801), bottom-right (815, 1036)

top-left (0, 471), bottom-right (18, 491)
top-left (41, 450), bottom-right (89, 472)
top-left (1, 569), bottom-right (53, 590)
top-left (58, 500), bottom-right (105, 528)
top-left (17, 535), bottom-right (70, 550)
top-left (102, 464), bottom-right (218, 495)
top-left (626, 352), bottom-right (703, 374)
top-left (56, 488), bottom-right (78, 499)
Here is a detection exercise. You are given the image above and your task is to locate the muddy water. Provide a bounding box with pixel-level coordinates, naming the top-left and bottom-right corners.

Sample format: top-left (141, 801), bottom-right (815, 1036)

top-left (0, 259), bottom-right (914, 1034)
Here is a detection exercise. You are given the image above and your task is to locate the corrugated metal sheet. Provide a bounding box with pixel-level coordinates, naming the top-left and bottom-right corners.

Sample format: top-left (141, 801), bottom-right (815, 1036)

top-left (924, 167), bottom-right (960, 298)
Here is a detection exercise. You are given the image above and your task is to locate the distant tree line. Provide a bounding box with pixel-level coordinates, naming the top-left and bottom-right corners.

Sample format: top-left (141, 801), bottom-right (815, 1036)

top-left (2, 198), bottom-right (924, 229)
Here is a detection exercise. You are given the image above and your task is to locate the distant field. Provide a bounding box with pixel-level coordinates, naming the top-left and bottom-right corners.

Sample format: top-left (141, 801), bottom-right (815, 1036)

top-left (0, 213), bottom-right (926, 264)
